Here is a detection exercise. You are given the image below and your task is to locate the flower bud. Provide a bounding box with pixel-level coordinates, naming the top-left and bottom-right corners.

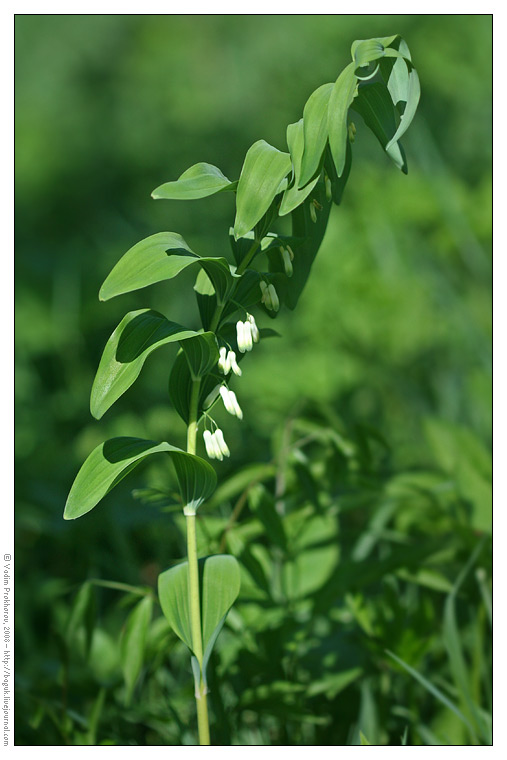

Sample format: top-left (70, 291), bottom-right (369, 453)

top-left (210, 431), bottom-right (224, 461)
top-left (228, 350), bottom-right (242, 376)
top-left (243, 321), bottom-right (253, 351)
top-left (219, 385), bottom-right (243, 419)
top-left (325, 175), bottom-right (332, 202)
top-left (202, 384), bottom-right (221, 409)
top-left (214, 429), bottom-right (230, 458)
top-left (228, 390), bottom-right (243, 420)
top-left (281, 247), bottom-right (293, 277)
top-left (267, 284), bottom-right (279, 312)
top-left (203, 429), bottom-right (216, 459)
top-left (218, 346), bottom-right (230, 374)
top-left (247, 313), bottom-right (259, 343)
top-left (236, 320), bottom-right (247, 353)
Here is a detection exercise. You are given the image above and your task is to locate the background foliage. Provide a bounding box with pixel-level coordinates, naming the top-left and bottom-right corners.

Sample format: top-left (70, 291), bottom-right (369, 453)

top-left (15, 14), bottom-right (492, 746)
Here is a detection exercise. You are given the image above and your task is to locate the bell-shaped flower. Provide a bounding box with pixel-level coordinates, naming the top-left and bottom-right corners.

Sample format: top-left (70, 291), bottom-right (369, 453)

top-left (247, 313), bottom-right (259, 343)
top-left (228, 350), bottom-right (242, 376)
top-left (203, 429), bottom-right (217, 459)
top-left (280, 246), bottom-right (293, 277)
top-left (236, 319), bottom-right (253, 353)
top-left (219, 385), bottom-right (243, 419)
top-left (268, 284), bottom-right (279, 312)
top-left (218, 346), bottom-right (231, 374)
top-left (260, 281), bottom-right (279, 312)
top-left (214, 428), bottom-right (230, 458)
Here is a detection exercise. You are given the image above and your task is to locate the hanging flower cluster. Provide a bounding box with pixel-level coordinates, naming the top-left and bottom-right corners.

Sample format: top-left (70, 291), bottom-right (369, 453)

top-left (260, 281), bottom-right (279, 312)
top-left (202, 313), bottom-right (261, 460)
top-left (236, 313), bottom-right (259, 353)
top-left (218, 347), bottom-right (242, 376)
top-left (219, 385), bottom-right (243, 419)
top-left (203, 429), bottom-right (230, 460)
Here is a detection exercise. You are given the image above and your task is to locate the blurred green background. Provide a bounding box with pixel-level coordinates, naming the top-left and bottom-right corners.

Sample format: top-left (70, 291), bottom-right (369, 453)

top-left (15, 15), bottom-right (491, 745)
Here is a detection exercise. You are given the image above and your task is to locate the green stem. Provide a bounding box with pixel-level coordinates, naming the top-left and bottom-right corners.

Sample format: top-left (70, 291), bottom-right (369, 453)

top-left (183, 288), bottom-right (251, 744)
top-left (236, 237), bottom-right (261, 276)
top-left (186, 511), bottom-right (210, 745)
top-left (187, 377), bottom-right (200, 456)
top-left (186, 377), bottom-right (211, 745)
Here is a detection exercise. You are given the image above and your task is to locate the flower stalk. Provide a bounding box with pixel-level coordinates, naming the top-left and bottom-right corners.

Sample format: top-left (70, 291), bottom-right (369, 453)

top-left (186, 378), bottom-right (211, 745)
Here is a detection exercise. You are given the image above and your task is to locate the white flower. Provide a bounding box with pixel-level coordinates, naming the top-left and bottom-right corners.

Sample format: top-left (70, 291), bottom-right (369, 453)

top-left (228, 350), bottom-right (242, 376)
top-left (203, 427), bottom-right (232, 461)
top-left (211, 432), bottom-right (224, 461)
top-left (218, 346), bottom-right (230, 374)
top-left (236, 319), bottom-right (253, 353)
top-left (244, 321), bottom-right (253, 351)
top-left (203, 429), bottom-right (216, 459)
top-left (236, 320), bottom-right (245, 352)
top-left (218, 347), bottom-right (241, 376)
top-left (228, 390), bottom-right (243, 419)
top-left (219, 385), bottom-right (243, 419)
top-left (214, 429), bottom-right (230, 458)
top-left (247, 313), bottom-right (259, 343)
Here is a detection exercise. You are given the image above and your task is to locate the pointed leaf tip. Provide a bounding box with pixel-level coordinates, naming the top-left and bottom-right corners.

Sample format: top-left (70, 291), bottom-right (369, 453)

top-left (152, 162), bottom-right (237, 201)
top-left (64, 438), bottom-right (216, 520)
top-left (233, 140), bottom-right (291, 239)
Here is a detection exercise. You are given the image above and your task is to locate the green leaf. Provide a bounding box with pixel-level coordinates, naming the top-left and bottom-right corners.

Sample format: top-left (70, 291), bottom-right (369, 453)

top-left (120, 596), bottom-right (153, 705)
top-left (285, 177), bottom-right (331, 309)
top-left (66, 581), bottom-right (96, 658)
top-left (157, 561), bottom-right (193, 651)
top-left (323, 141), bottom-right (352, 205)
top-left (179, 332), bottom-right (219, 380)
top-left (205, 462), bottom-right (276, 511)
top-left (152, 162), bottom-right (237, 200)
top-left (327, 62), bottom-right (358, 178)
top-left (201, 554), bottom-right (241, 678)
top-left (359, 732), bottom-right (372, 746)
top-left (248, 484), bottom-right (286, 551)
top-left (380, 42), bottom-right (412, 107)
top-left (233, 140), bottom-right (291, 239)
top-left (169, 351), bottom-right (222, 424)
top-left (90, 309), bottom-right (197, 419)
top-left (352, 82), bottom-right (407, 173)
top-left (351, 35), bottom-right (399, 66)
top-left (194, 268), bottom-right (218, 331)
top-left (158, 554), bottom-right (241, 676)
top-left (307, 667), bottom-right (363, 699)
top-left (198, 257), bottom-right (238, 304)
top-left (385, 66), bottom-right (420, 150)
top-left (193, 258), bottom-right (239, 331)
top-left (99, 232), bottom-right (198, 301)
top-left (64, 437), bottom-right (216, 519)
top-left (280, 120), bottom-right (320, 215)
top-left (386, 650), bottom-right (470, 729)
top-left (99, 232), bottom-right (237, 303)
top-left (86, 688), bottom-right (106, 746)
top-left (442, 542), bottom-right (490, 743)
top-left (298, 83), bottom-right (334, 188)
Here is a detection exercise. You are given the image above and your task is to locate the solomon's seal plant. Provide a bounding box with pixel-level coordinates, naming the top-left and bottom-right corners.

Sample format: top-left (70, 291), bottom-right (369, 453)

top-left (65, 35), bottom-right (419, 746)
